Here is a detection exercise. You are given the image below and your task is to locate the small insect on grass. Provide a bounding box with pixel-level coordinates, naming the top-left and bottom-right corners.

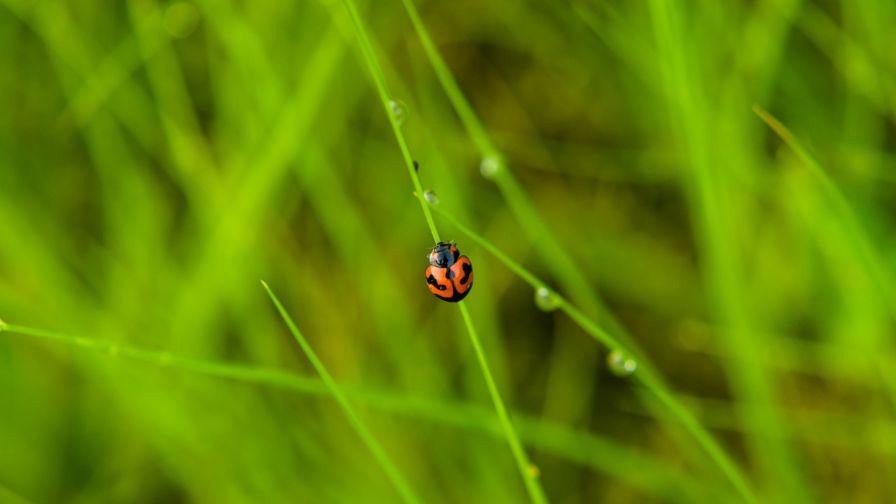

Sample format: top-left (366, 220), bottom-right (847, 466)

top-left (424, 241), bottom-right (474, 302)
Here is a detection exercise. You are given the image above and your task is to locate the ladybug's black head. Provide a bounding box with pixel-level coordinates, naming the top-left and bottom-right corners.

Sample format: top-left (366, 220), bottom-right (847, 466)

top-left (429, 241), bottom-right (459, 268)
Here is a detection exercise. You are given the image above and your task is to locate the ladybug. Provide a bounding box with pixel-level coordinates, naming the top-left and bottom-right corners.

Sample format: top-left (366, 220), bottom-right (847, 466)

top-left (425, 241), bottom-right (474, 302)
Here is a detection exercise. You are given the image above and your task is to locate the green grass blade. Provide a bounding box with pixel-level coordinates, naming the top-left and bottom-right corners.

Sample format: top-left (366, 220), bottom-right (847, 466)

top-left (642, 0), bottom-right (808, 500)
top-left (1, 321), bottom-right (321, 394)
top-left (0, 319), bottom-right (707, 500)
top-left (753, 103), bottom-right (896, 428)
top-left (394, 0), bottom-right (619, 330)
top-left (334, 1), bottom-right (547, 500)
top-left (337, 0), bottom-right (439, 243)
top-left (457, 303), bottom-right (548, 504)
top-left (430, 203), bottom-right (756, 502)
top-left (753, 104), bottom-right (896, 308)
top-left (261, 281), bottom-right (421, 504)
top-left (395, 0), bottom-right (641, 445)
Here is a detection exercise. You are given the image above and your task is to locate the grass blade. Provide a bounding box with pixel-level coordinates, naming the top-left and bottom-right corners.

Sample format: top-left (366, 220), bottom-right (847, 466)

top-left (753, 104), bottom-right (896, 307)
top-left (334, 1), bottom-right (547, 500)
top-left (261, 281), bottom-right (421, 504)
top-left (429, 203), bottom-right (756, 502)
top-left (457, 303), bottom-right (548, 504)
top-left (0, 318), bottom-right (708, 500)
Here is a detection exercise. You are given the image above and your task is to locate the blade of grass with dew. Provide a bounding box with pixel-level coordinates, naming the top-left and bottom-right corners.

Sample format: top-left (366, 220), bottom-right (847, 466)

top-left (337, 31), bottom-right (517, 459)
top-left (395, 0), bottom-right (641, 344)
top-left (334, 0), bottom-right (547, 501)
top-left (429, 202), bottom-right (757, 502)
top-left (261, 281), bottom-right (421, 504)
top-left (395, 0), bottom-right (652, 447)
top-left (335, 0), bottom-right (437, 242)
top-left (296, 146), bottom-right (446, 390)
top-left (619, 390), bottom-right (896, 457)
top-left (0, 320), bottom-right (706, 501)
top-left (22, 18), bottom-right (283, 492)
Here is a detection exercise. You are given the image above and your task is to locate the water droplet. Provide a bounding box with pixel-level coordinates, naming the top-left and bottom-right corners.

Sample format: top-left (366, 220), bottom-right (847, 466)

top-left (423, 189), bottom-right (439, 205)
top-left (479, 156), bottom-right (502, 179)
top-left (164, 2), bottom-right (201, 39)
top-left (389, 99), bottom-right (407, 126)
top-left (423, 189), bottom-right (440, 205)
top-left (534, 286), bottom-right (558, 311)
top-left (527, 464), bottom-right (541, 478)
top-left (607, 349), bottom-right (637, 377)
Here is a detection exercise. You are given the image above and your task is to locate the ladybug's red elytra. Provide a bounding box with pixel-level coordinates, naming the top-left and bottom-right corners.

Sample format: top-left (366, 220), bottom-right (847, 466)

top-left (425, 241), bottom-right (473, 302)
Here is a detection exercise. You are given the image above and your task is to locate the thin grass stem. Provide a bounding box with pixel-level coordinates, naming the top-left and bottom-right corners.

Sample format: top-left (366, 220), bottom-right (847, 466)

top-left (430, 203), bottom-right (757, 503)
top-left (262, 281), bottom-right (421, 504)
top-left (0, 319), bottom-right (707, 500)
top-left (458, 303), bottom-right (547, 504)
top-left (335, 1), bottom-right (546, 500)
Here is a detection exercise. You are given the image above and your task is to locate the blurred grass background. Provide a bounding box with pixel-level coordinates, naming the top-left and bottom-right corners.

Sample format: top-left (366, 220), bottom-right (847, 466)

top-left (2, 0), bottom-right (896, 502)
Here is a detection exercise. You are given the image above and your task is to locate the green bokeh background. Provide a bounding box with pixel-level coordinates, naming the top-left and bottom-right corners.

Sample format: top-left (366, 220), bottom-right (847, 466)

top-left (2, 0), bottom-right (895, 502)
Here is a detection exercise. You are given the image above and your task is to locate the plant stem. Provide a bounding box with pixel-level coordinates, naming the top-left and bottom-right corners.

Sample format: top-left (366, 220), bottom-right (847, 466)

top-left (262, 281), bottom-right (421, 504)
top-left (335, 1), bottom-right (548, 500)
top-left (458, 302), bottom-right (547, 504)
top-left (430, 203), bottom-right (757, 503)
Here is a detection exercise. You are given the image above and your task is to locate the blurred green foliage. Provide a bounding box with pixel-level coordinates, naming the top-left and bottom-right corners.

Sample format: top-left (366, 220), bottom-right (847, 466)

top-left (2, 0), bottom-right (896, 502)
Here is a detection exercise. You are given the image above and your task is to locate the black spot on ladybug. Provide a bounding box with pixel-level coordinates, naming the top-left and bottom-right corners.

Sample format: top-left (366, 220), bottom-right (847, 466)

top-left (459, 262), bottom-right (472, 285)
top-left (427, 274), bottom-right (446, 291)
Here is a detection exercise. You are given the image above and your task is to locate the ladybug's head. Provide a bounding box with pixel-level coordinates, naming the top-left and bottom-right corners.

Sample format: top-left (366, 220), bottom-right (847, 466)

top-left (429, 241), bottom-right (459, 268)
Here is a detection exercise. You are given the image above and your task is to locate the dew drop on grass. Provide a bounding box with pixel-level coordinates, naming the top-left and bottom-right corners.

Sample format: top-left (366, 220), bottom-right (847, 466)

top-left (164, 1), bottom-right (201, 39)
top-left (607, 349), bottom-right (637, 377)
top-left (423, 189), bottom-right (440, 205)
top-left (480, 156), bottom-right (502, 179)
top-left (534, 286), bottom-right (558, 311)
top-left (389, 99), bottom-right (407, 126)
